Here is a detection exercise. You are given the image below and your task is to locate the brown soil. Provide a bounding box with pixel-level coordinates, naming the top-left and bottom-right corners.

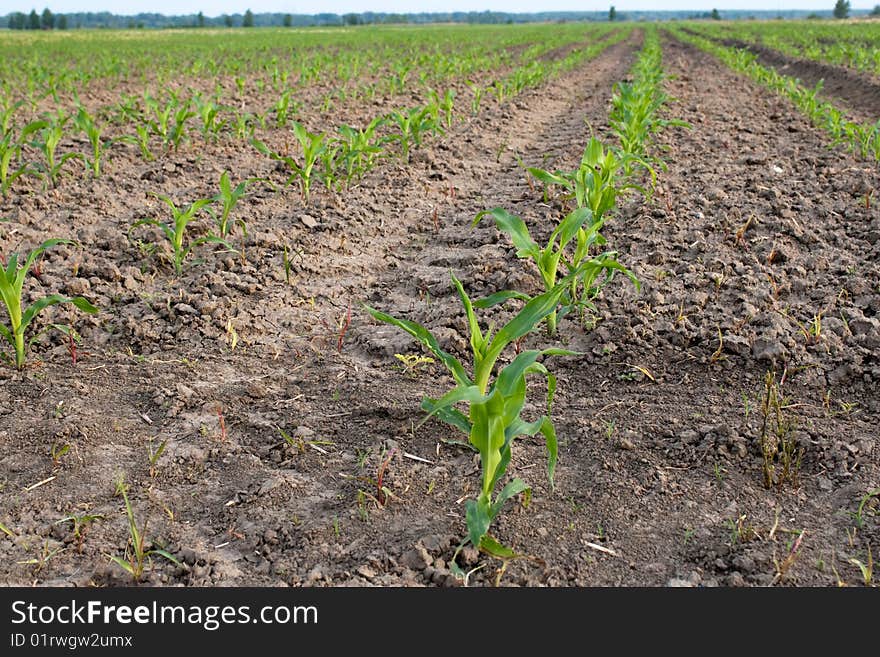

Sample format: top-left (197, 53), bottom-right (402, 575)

top-left (0, 30), bottom-right (878, 588)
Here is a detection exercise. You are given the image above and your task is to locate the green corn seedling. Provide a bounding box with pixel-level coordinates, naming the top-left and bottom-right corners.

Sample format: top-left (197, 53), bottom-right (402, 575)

top-left (168, 100), bottom-right (194, 151)
top-left (143, 93), bottom-right (173, 145)
top-left (0, 121), bottom-right (44, 196)
top-left (74, 106), bottom-right (112, 177)
top-left (474, 207), bottom-right (638, 335)
top-left (232, 112), bottom-right (259, 140)
top-left (55, 513), bottom-right (103, 553)
top-left (253, 121), bottom-right (327, 202)
top-left (0, 100), bottom-right (23, 137)
top-left (111, 93), bottom-right (142, 126)
top-left (273, 89), bottom-right (299, 128)
top-left (467, 81), bottom-right (485, 115)
top-left (609, 31), bottom-right (690, 166)
top-left (0, 239), bottom-right (98, 368)
top-left (131, 194), bottom-right (232, 274)
top-left (128, 124), bottom-right (155, 161)
top-left (439, 89), bottom-right (455, 128)
top-left (319, 144), bottom-right (342, 192)
top-left (490, 79), bottom-right (507, 104)
top-left (193, 94), bottom-right (228, 142)
top-left (211, 171), bottom-right (263, 238)
top-left (366, 272), bottom-right (573, 557)
top-left (388, 106), bottom-right (436, 163)
top-left (336, 116), bottom-right (386, 184)
top-left (474, 207), bottom-right (591, 335)
top-left (31, 114), bottom-right (83, 187)
top-left (142, 92), bottom-right (193, 151)
top-left (108, 477), bottom-right (179, 583)
top-left (529, 138), bottom-right (652, 216)
top-left (424, 93), bottom-right (447, 139)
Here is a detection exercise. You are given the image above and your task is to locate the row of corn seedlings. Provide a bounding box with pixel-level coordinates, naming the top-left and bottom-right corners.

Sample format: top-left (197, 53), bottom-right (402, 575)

top-left (363, 27), bottom-right (686, 567)
top-left (0, 31), bottom-right (625, 199)
top-left (0, 24), bottom-right (607, 138)
top-left (669, 26), bottom-right (880, 161)
top-left (0, 165), bottom-right (266, 368)
top-left (122, 33), bottom-right (636, 281)
top-left (0, 30), bottom-right (632, 366)
top-left (492, 28), bottom-right (686, 333)
top-left (690, 20), bottom-right (880, 78)
top-left (0, 24), bottom-right (611, 111)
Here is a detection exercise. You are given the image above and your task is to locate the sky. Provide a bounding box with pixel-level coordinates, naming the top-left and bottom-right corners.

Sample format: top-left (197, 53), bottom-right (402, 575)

top-left (3, 1), bottom-right (877, 16)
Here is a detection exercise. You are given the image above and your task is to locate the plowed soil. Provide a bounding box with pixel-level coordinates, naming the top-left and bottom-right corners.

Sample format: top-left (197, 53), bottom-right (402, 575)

top-left (0, 29), bottom-right (878, 588)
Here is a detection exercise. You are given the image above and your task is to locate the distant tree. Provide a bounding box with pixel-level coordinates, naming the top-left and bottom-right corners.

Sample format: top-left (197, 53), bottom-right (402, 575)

top-left (871, 5), bottom-right (880, 16)
top-left (197, 11), bottom-right (205, 27)
top-left (223, 14), bottom-right (234, 27)
top-left (609, 5), bottom-right (616, 21)
top-left (9, 12), bottom-right (26, 29)
top-left (243, 9), bottom-right (254, 27)
top-left (283, 13), bottom-right (292, 27)
top-left (41, 7), bottom-right (54, 29)
top-left (343, 13), bottom-right (361, 25)
top-left (57, 14), bottom-right (67, 29)
top-left (807, 13), bottom-right (821, 19)
top-left (833, 0), bottom-right (851, 19)
top-left (711, 8), bottom-right (721, 20)
top-left (28, 9), bottom-right (40, 30)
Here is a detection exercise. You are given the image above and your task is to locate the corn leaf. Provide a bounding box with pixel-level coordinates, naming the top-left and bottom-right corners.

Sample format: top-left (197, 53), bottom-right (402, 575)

top-left (21, 294), bottom-right (97, 332)
top-left (363, 304), bottom-right (471, 387)
top-left (472, 289), bottom-right (531, 309)
top-left (474, 208), bottom-right (541, 259)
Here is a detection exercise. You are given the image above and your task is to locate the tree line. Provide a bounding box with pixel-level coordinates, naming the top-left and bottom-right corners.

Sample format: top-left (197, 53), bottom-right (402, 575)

top-left (7, 8), bottom-right (67, 29)
top-left (4, 6), bottom-right (879, 30)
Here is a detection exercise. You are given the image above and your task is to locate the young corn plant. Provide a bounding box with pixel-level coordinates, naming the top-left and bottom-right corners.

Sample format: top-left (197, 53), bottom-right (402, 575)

top-left (168, 99), bottom-right (195, 152)
top-left (210, 171), bottom-right (263, 238)
top-left (232, 111), bottom-right (260, 140)
top-left (474, 207), bottom-right (637, 335)
top-left (336, 116), bottom-right (386, 185)
top-left (0, 121), bottom-right (44, 196)
top-left (319, 144), bottom-right (342, 193)
top-left (125, 124), bottom-right (155, 161)
top-left (108, 477), bottom-right (179, 583)
top-left (529, 137), bottom-right (652, 216)
top-left (436, 89), bottom-right (455, 128)
top-left (55, 513), bottom-right (104, 554)
top-left (0, 99), bottom-right (22, 136)
top-left (388, 106), bottom-right (436, 163)
top-left (424, 93), bottom-right (448, 140)
top-left (366, 272), bottom-right (573, 558)
top-left (131, 194), bottom-right (232, 274)
top-left (142, 93), bottom-right (172, 146)
top-left (74, 106), bottom-right (112, 177)
top-left (272, 89), bottom-right (299, 128)
top-left (252, 121), bottom-right (326, 202)
top-left (193, 94), bottom-right (228, 143)
top-left (30, 114), bottom-right (83, 188)
top-left (467, 81), bottom-right (485, 115)
top-left (0, 239), bottom-right (98, 368)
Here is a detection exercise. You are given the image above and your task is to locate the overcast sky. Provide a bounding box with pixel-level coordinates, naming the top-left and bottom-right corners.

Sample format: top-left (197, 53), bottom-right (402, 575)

top-left (4, 2), bottom-right (876, 16)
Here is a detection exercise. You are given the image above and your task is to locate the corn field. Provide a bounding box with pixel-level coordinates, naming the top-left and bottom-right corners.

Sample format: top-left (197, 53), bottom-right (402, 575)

top-left (0, 21), bottom-right (878, 587)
